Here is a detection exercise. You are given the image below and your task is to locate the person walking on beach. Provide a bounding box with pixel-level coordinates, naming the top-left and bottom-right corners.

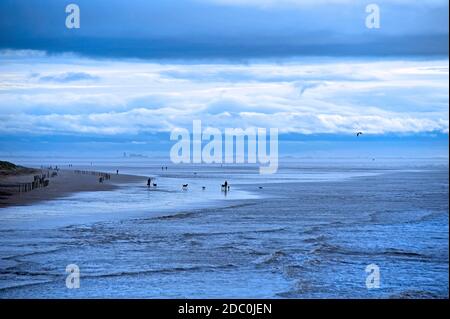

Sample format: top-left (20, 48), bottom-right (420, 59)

top-left (116, 169), bottom-right (119, 175)
top-left (222, 180), bottom-right (229, 192)
top-left (147, 178), bottom-right (152, 188)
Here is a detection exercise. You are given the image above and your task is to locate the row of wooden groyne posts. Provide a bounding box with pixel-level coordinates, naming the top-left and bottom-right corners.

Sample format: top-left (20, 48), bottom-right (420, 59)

top-left (16, 171), bottom-right (57, 193)
top-left (1, 168), bottom-right (113, 196)
top-left (73, 170), bottom-right (111, 183)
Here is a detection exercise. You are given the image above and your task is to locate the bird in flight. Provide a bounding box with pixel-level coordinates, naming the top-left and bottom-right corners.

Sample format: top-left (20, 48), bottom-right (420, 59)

top-left (356, 132), bottom-right (363, 137)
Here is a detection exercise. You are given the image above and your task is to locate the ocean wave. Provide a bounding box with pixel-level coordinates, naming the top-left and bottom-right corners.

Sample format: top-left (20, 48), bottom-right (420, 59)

top-left (256, 250), bottom-right (288, 265)
top-left (0, 279), bottom-right (56, 293)
top-left (0, 263), bottom-right (238, 293)
top-left (182, 227), bottom-right (287, 238)
top-left (389, 290), bottom-right (444, 299)
top-left (156, 212), bottom-right (196, 220)
top-left (303, 235), bottom-right (327, 243)
top-left (2, 247), bottom-right (67, 261)
top-left (309, 243), bottom-right (430, 261)
top-left (81, 263), bottom-right (237, 279)
top-left (309, 242), bottom-right (341, 255)
top-left (382, 248), bottom-right (424, 258)
top-left (0, 270), bottom-right (60, 278)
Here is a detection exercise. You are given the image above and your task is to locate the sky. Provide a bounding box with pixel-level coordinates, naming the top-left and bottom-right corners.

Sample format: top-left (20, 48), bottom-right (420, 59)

top-left (0, 0), bottom-right (448, 158)
top-left (0, 0), bottom-right (448, 58)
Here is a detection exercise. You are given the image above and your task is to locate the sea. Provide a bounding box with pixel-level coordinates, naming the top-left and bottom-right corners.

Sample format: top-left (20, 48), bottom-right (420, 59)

top-left (0, 157), bottom-right (448, 298)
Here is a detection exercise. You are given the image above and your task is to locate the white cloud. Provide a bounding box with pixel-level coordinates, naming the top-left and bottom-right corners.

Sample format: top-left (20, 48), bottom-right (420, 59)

top-left (0, 52), bottom-right (448, 136)
top-left (0, 49), bottom-right (47, 58)
top-left (39, 72), bottom-right (100, 83)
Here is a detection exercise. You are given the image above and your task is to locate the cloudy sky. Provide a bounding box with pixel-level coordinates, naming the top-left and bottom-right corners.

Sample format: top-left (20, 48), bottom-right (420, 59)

top-left (0, 0), bottom-right (448, 157)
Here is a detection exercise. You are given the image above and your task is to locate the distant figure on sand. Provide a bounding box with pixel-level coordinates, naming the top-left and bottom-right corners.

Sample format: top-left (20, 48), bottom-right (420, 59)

top-left (221, 180), bottom-right (229, 192)
top-left (116, 169), bottom-right (119, 175)
top-left (147, 178), bottom-right (152, 188)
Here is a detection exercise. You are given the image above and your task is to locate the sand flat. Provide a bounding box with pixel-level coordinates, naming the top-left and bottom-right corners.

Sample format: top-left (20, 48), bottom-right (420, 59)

top-left (0, 170), bottom-right (145, 207)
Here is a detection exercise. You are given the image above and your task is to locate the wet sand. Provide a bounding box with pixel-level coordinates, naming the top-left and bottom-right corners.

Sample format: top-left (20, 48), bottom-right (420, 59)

top-left (0, 170), bottom-right (146, 207)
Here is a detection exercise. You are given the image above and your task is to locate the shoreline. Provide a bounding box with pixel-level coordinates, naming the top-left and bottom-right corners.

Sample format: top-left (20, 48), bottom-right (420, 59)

top-left (0, 169), bottom-right (146, 208)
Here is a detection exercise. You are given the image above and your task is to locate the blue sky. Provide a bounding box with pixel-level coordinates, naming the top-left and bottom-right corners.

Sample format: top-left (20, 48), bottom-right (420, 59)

top-left (0, 0), bottom-right (448, 58)
top-left (0, 0), bottom-right (448, 158)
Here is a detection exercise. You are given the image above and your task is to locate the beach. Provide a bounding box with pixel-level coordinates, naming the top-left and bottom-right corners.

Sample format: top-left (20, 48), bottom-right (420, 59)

top-left (0, 169), bottom-right (146, 208)
top-left (0, 158), bottom-right (448, 298)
